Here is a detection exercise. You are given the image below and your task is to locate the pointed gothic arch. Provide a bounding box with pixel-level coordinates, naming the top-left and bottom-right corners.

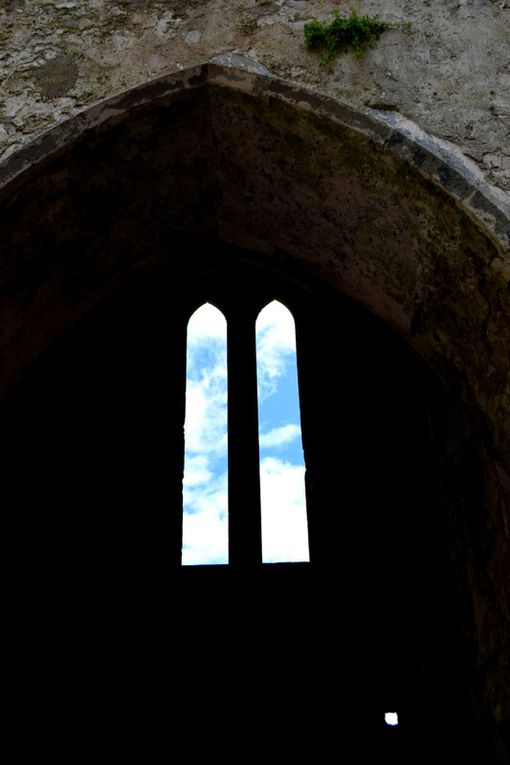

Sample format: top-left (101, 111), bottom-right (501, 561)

top-left (256, 299), bottom-right (309, 563)
top-left (0, 63), bottom-right (508, 760)
top-left (183, 302), bottom-right (229, 565)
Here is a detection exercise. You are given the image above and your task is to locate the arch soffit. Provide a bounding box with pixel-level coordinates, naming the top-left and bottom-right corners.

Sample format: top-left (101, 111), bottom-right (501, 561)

top-left (1, 64), bottom-right (509, 732)
top-left (1, 61), bottom-right (508, 252)
top-left (0, 62), bottom-right (509, 473)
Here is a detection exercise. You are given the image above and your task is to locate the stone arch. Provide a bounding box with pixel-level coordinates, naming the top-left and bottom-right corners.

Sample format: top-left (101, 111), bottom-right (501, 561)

top-left (0, 63), bottom-right (508, 442)
top-left (0, 63), bottom-right (508, 758)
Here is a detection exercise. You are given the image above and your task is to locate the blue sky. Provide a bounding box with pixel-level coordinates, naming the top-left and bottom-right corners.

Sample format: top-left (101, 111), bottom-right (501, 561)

top-left (182, 301), bottom-right (309, 565)
top-left (256, 300), bottom-right (309, 563)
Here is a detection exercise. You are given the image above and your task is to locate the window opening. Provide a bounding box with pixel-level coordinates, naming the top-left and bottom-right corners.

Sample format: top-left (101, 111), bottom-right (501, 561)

top-left (256, 301), bottom-right (309, 563)
top-left (182, 303), bottom-right (228, 565)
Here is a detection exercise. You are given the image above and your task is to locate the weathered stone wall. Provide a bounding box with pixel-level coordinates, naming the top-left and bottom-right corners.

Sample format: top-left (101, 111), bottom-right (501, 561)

top-left (0, 1), bottom-right (509, 755)
top-left (1, 0), bottom-right (509, 194)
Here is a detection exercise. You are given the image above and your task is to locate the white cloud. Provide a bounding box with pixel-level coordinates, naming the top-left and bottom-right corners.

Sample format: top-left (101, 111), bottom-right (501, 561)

top-left (182, 303), bottom-right (229, 564)
top-left (182, 465), bottom-right (228, 565)
top-left (256, 303), bottom-right (308, 563)
top-left (183, 301), bottom-right (309, 566)
top-left (184, 373), bottom-right (228, 456)
top-left (181, 493), bottom-right (228, 565)
top-left (259, 423), bottom-right (301, 449)
top-left (256, 301), bottom-right (297, 401)
top-left (187, 302), bottom-right (228, 345)
top-left (260, 456), bottom-right (309, 563)
top-left (182, 454), bottom-right (213, 487)
top-left (184, 304), bottom-right (228, 456)
top-left (256, 300), bottom-right (296, 347)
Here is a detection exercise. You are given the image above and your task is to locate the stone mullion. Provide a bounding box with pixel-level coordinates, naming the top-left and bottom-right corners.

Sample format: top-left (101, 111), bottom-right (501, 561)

top-left (227, 309), bottom-right (263, 568)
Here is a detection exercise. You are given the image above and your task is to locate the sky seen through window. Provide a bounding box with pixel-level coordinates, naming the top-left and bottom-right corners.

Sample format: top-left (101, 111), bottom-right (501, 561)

top-left (182, 301), bottom-right (309, 565)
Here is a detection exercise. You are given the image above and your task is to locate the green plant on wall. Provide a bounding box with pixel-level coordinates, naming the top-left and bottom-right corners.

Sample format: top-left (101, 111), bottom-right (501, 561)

top-left (304, 9), bottom-right (389, 61)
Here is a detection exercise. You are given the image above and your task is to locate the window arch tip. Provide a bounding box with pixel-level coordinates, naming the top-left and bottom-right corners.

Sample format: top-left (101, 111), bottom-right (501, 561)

top-left (186, 302), bottom-right (228, 343)
top-left (187, 301), bottom-right (226, 322)
top-left (256, 298), bottom-right (295, 321)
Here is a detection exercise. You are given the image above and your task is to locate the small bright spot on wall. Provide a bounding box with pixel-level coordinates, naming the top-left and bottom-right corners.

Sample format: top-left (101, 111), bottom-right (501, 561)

top-left (385, 712), bottom-right (399, 727)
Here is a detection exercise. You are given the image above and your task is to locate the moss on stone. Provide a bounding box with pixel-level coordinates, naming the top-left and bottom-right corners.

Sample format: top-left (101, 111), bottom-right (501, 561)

top-left (304, 9), bottom-right (389, 61)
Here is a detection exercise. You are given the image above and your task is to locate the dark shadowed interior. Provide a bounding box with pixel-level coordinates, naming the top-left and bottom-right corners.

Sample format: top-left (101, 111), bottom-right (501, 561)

top-left (1, 250), bottom-right (487, 760)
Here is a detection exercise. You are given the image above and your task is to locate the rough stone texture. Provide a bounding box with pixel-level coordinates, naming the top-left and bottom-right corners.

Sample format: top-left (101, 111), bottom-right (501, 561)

top-left (0, 1), bottom-right (508, 756)
top-left (0, 0), bottom-right (509, 192)
top-left (1, 66), bottom-right (508, 440)
top-left (0, 72), bottom-right (508, 739)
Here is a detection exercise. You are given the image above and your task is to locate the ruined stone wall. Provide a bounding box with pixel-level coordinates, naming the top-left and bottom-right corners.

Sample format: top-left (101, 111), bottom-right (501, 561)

top-left (1, 1), bottom-right (509, 754)
top-left (1, 0), bottom-right (509, 194)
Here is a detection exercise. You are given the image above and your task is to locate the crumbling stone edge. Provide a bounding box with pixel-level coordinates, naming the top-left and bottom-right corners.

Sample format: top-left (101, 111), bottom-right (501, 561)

top-left (1, 59), bottom-right (509, 257)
